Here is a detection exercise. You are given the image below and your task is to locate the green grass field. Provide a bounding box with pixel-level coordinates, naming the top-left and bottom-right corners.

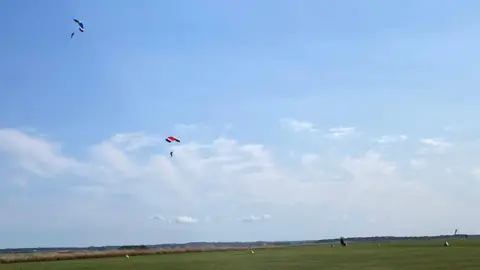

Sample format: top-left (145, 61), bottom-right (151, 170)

top-left (2, 239), bottom-right (480, 269)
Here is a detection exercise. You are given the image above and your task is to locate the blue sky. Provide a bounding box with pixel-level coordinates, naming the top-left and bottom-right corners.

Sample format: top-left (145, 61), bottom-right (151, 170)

top-left (2, 0), bottom-right (480, 248)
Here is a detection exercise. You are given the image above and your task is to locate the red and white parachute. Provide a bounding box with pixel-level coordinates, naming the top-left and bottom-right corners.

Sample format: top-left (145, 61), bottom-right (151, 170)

top-left (165, 136), bottom-right (180, 143)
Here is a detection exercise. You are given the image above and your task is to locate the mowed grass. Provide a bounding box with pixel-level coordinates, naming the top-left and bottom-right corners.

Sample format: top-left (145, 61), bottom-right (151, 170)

top-left (2, 239), bottom-right (480, 270)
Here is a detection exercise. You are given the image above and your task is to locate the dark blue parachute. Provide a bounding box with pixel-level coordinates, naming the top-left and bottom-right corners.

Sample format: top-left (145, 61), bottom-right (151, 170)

top-left (73, 18), bottom-right (84, 32)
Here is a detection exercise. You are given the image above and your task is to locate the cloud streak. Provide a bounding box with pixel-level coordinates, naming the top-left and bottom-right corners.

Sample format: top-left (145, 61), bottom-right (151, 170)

top-left (325, 127), bottom-right (356, 139)
top-left (280, 118), bottom-right (318, 133)
top-left (174, 216), bottom-right (199, 224)
top-left (241, 214), bottom-right (272, 223)
top-left (420, 138), bottom-right (451, 148)
top-left (374, 135), bottom-right (408, 144)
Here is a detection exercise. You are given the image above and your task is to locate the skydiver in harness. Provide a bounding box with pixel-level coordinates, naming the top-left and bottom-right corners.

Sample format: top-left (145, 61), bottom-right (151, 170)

top-left (165, 136), bottom-right (180, 158)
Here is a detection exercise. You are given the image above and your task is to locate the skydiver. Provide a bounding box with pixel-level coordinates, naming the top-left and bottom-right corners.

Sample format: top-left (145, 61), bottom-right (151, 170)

top-left (70, 32), bottom-right (75, 38)
top-left (170, 151), bottom-right (173, 157)
top-left (340, 237), bottom-right (347, 247)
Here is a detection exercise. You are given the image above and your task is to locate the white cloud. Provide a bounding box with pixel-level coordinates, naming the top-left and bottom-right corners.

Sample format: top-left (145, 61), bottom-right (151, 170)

top-left (374, 135), bottom-right (408, 144)
top-left (301, 153), bottom-right (320, 166)
top-left (420, 138), bottom-right (450, 148)
top-left (175, 216), bottom-right (199, 224)
top-left (410, 159), bottom-right (428, 170)
top-left (241, 214), bottom-right (272, 223)
top-left (420, 138), bottom-right (451, 148)
top-left (445, 167), bottom-right (456, 174)
top-left (280, 118), bottom-right (318, 132)
top-left (419, 138), bottom-right (451, 154)
top-left (325, 126), bottom-right (356, 139)
top-left (471, 168), bottom-right (480, 179)
top-left (151, 215), bottom-right (167, 221)
top-left (342, 151), bottom-right (396, 176)
top-left (150, 215), bottom-right (200, 224)
top-left (0, 126), bottom-right (479, 246)
top-left (0, 129), bottom-right (82, 177)
top-left (173, 123), bottom-right (204, 136)
top-left (109, 132), bottom-right (161, 152)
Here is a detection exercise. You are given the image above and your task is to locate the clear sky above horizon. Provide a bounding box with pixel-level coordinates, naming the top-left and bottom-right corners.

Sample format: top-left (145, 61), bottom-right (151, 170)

top-left (2, 0), bottom-right (480, 248)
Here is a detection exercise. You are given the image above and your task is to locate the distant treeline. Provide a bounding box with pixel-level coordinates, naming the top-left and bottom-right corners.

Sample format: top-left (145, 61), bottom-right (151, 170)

top-left (118, 245), bottom-right (149, 250)
top-left (1, 234), bottom-right (476, 254)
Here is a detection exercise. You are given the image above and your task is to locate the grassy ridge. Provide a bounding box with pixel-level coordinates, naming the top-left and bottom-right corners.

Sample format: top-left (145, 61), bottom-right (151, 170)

top-left (0, 246), bottom-right (265, 264)
top-left (1, 239), bottom-right (480, 269)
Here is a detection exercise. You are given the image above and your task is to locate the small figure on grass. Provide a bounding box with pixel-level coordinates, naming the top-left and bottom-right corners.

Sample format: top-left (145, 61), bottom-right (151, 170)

top-left (340, 237), bottom-right (347, 247)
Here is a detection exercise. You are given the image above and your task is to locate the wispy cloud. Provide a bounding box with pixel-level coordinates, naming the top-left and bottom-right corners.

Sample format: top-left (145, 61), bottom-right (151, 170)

top-left (420, 138), bottom-right (451, 148)
top-left (150, 215), bottom-right (200, 224)
top-left (410, 159), bottom-right (428, 170)
top-left (280, 118), bottom-right (318, 133)
top-left (110, 132), bottom-right (161, 151)
top-left (150, 215), bottom-right (167, 221)
top-left (0, 128), bottom-right (82, 177)
top-left (325, 126), bottom-right (356, 139)
top-left (173, 123), bottom-right (206, 135)
top-left (175, 216), bottom-right (199, 224)
top-left (374, 135), bottom-right (408, 144)
top-left (241, 214), bottom-right (272, 223)
top-left (419, 138), bottom-right (451, 154)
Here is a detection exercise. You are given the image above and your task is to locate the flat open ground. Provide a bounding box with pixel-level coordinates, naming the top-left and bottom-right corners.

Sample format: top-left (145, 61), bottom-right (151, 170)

top-left (2, 239), bottom-right (480, 269)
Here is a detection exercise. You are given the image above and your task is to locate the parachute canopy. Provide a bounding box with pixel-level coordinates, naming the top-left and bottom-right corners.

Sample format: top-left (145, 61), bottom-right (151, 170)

top-left (166, 136), bottom-right (180, 143)
top-left (73, 18), bottom-right (84, 32)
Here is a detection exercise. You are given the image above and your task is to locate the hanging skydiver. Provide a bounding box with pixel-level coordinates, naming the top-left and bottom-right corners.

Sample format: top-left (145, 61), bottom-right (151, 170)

top-left (165, 136), bottom-right (180, 158)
